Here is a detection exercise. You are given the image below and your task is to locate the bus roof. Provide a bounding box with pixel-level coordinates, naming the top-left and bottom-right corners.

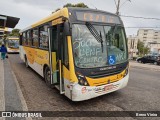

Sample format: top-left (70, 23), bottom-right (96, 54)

top-left (20, 7), bottom-right (122, 33)
top-left (68, 7), bottom-right (117, 16)
top-left (20, 7), bottom-right (69, 32)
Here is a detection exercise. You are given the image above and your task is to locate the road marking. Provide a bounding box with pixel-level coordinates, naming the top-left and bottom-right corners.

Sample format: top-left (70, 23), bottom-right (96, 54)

top-left (0, 60), bottom-right (5, 120)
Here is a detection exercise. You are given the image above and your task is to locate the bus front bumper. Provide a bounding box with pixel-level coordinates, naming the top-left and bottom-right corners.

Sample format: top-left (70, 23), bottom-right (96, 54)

top-left (71, 74), bottom-right (129, 101)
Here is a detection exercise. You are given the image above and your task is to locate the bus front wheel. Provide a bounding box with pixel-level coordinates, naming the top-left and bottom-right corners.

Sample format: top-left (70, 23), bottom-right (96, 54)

top-left (44, 66), bottom-right (52, 88)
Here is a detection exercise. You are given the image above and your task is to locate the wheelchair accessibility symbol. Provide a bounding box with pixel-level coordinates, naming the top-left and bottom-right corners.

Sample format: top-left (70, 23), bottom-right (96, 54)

top-left (108, 55), bottom-right (116, 65)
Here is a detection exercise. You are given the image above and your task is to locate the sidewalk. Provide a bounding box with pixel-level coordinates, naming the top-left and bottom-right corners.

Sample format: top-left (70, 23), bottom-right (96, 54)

top-left (129, 60), bottom-right (160, 71)
top-left (0, 55), bottom-right (5, 113)
top-left (0, 55), bottom-right (29, 120)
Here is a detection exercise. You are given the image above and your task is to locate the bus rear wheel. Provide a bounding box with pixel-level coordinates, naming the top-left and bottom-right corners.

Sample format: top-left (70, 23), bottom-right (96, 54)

top-left (44, 66), bottom-right (52, 88)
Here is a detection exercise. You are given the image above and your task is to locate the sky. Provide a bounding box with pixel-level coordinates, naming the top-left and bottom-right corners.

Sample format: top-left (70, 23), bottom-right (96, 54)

top-left (1, 0), bottom-right (160, 36)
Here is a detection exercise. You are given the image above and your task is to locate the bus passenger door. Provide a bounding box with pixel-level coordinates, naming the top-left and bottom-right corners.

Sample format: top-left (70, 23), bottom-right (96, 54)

top-left (48, 24), bottom-right (65, 94)
top-left (48, 26), bottom-right (58, 86)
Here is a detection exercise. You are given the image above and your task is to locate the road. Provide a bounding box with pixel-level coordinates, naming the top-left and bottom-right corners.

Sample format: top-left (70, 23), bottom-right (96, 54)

top-left (7, 54), bottom-right (160, 120)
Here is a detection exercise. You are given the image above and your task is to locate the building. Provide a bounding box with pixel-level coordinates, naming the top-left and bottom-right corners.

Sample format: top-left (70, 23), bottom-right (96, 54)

top-left (137, 29), bottom-right (160, 54)
top-left (137, 29), bottom-right (160, 43)
top-left (148, 42), bottom-right (160, 54)
top-left (0, 14), bottom-right (20, 43)
top-left (128, 35), bottom-right (138, 58)
top-left (0, 27), bottom-right (8, 40)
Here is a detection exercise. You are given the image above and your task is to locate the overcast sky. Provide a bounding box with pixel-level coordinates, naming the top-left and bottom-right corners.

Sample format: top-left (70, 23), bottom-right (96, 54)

top-left (1, 0), bottom-right (160, 36)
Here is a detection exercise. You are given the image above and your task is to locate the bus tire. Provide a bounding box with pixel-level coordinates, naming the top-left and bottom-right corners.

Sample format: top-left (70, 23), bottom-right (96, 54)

top-left (44, 66), bottom-right (52, 88)
top-left (25, 56), bottom-right (29, 68)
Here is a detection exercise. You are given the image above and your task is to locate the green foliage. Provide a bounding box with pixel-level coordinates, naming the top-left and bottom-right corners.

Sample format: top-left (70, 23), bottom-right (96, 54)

top-left (9, 29), bottom-right (20, 37)
top-left (137, 40), bottom-right (150, 55)
top-left (63, 3), bottom-right (88, 8)
top-left (63, 3), bottom-right (73, 8)
top-left (53, 3), bottom-right (88, 12)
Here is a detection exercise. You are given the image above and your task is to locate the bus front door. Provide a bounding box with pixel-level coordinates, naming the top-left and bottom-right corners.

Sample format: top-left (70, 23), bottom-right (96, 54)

top-left (48, 25), bottom-right (64, 94)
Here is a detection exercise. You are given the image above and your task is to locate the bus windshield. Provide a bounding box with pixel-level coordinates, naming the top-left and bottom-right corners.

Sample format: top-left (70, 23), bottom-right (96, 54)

top-left (8, 40), bottom-right (19, 48)
top-left (72, 24), bottom-right (127, 68)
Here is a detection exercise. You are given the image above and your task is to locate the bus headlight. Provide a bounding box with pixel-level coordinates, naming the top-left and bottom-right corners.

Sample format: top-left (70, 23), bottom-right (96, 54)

top-left (123, 68), bottom-right (128, 77)
top-left (76, 72), bottom-right (89, 86)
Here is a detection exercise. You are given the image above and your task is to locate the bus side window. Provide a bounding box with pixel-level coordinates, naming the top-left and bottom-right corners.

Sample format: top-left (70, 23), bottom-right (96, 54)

top-left (32, 28), bottom-right (39, 47)
top-left (27, 30), bottom-right (31, 46)
top-left (39, 25), bottom-right (49, 49)
top-left (22, 32), bottom-right (27, 46)
top-left (51, 26), bottom-right (57, 51)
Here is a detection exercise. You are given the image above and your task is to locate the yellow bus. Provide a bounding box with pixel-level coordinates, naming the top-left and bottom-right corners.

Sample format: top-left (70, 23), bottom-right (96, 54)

top-left (19, 7), bottom-right (129, 101)
top-left (6, 36), bottom-right (19, 53)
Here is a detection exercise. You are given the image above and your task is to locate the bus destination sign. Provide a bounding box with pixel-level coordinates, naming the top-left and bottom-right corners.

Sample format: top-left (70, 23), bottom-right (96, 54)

top-left (76, 11), bottom-right (121, 24)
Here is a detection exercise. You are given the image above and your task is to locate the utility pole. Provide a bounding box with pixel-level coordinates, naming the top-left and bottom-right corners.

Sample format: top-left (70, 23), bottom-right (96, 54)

top-left (115, 0), bottom-right (131, 15)
top-left (116, 0), bottom-right (121, 15)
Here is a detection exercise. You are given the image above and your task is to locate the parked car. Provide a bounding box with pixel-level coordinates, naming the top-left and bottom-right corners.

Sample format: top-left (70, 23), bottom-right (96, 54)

top-left (136, 55), bottom-right (160, 65)
top-left (157, 56), bottom-right (160, 65)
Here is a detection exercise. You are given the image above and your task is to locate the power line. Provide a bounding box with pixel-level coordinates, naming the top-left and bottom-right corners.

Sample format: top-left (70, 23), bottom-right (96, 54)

top-left (121, 15), bottom-right (160, 21)
top-left (125, 27), bottom-right (160, 29)
top-left (120, 0), bottom-right (131, 8)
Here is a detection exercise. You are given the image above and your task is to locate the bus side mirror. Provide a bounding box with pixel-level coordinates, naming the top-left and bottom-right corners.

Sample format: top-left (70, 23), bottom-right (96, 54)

top-left (63, 22), bottom-right (71, 36)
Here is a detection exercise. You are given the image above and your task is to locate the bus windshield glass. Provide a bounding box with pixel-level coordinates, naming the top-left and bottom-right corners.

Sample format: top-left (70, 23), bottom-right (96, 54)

top-left (8, 40), bottom-right (19, 48)
top-left (72, 24), bottom-right (127, 68)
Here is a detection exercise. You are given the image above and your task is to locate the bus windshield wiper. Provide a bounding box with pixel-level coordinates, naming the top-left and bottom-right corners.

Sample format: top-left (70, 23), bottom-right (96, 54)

top-left (85, 22), bottom-right (103, 52)
top-left (99, 31), bottom-right (103, 53)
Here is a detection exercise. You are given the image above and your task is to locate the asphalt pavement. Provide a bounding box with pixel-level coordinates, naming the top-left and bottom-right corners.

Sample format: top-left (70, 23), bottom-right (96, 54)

top-left (129, 60), bottom-right (160, 71)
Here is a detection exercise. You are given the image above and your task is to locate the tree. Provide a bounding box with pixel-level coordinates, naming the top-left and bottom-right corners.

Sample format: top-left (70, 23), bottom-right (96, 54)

top-left (53, 3), bottom-right (88, 12)
top-left (63, 3), bottom-right (88, 8)
top-left (137, 40), bottom-right (150, 56)
top-left (63, 3), bottom-right (73, 8)
top-left (9, 29), bottom-right (20, 37)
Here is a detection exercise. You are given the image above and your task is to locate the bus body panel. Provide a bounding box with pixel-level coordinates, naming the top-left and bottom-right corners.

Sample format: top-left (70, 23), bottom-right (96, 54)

top-left (67, 36), bottom-right (79, 83)
top-left (71, 73), bottom-right (129, 101)
top-left (86, 70), bottom-right (126, 86)
top-left (51, 52), bottom-right (57, 73)
top-left (22, 46), bottom-right (49, 77)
